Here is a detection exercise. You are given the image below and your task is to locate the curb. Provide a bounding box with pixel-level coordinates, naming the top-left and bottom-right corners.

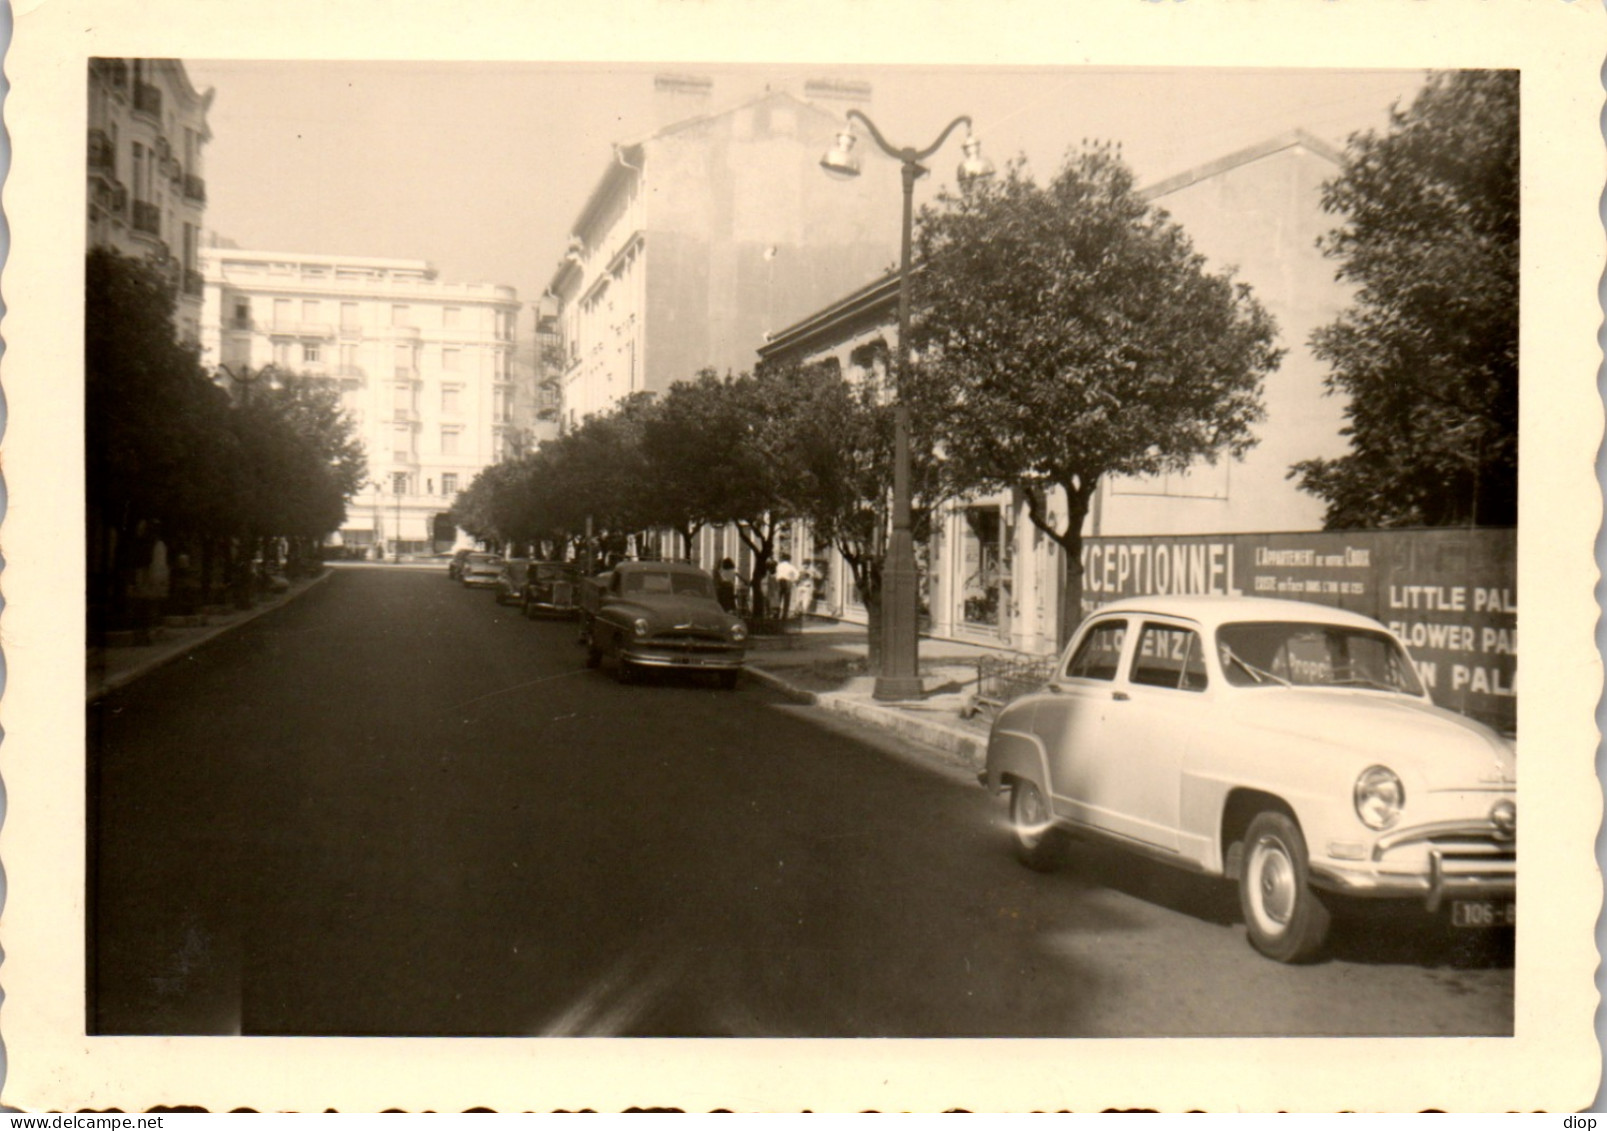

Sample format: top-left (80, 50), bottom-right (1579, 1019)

top-left (87, 571), bottom-right (334, 702)
top-left (744, 665), bottom-right (987, 771)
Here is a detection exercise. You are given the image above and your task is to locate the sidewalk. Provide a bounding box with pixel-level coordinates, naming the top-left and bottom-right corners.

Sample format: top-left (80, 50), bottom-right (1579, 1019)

top-left (87, 571), bottom-right (1035, 773)
top-left (742, 618), bottom-right (1041, 772)
top-left (87, 571), bottom-right (335, 702)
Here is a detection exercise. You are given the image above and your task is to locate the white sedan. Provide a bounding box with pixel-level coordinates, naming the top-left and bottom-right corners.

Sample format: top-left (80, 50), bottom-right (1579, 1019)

top-left (981, 595), bottom-right (1516, 963)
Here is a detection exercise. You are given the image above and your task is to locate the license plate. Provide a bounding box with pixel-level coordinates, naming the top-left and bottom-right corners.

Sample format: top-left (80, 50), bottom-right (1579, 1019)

top-left (1451, 900), bottom-right (1516, 928)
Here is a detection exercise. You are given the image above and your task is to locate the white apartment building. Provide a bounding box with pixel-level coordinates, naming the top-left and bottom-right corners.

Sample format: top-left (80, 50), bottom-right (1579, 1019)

top-left (88, 57), bottom-right (213, 343)
top-left (548, 76), bottom-right (895, 429)
top-left (199, 248), bottom-right (521, 555)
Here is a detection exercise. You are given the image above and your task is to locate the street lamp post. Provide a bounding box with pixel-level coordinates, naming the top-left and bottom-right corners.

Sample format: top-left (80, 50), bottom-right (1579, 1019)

top-left (821, 111), bottom-right (993, 701)
top-left (395, 476), bottom-right (405, 561)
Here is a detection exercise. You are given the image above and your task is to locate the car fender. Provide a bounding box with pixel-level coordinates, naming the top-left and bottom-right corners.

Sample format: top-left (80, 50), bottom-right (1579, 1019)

top-left (983, 727), bottom-right (1051, 798)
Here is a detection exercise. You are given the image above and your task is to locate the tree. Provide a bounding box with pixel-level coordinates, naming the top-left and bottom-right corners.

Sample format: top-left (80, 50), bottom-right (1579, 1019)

top-left (1289, 70), bottom-right (1518, 529)
top-left (639, 371), bottom-right (739, 557)
top-left (767, 353), bottom-right (944, 666)
top-left (911, 144), bottom-right (1282, 644)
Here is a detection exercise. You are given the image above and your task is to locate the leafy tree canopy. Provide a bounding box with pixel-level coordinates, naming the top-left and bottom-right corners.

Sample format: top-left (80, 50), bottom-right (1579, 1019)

top-left (1290, 69), bottom-right (1518, 529)
top-left (911, 144), bottom-right (1282, 638)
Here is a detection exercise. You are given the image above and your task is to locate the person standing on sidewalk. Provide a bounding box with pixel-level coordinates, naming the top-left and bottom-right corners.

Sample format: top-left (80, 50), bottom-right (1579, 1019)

top-left (716, 557), bottom-right (739, 613)
top-left (775, 553), bottom-right (799, 622)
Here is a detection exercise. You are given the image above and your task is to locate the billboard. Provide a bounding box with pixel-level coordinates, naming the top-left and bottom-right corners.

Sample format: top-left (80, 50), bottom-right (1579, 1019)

top-left (1080, 528), bottom-right (1516, 734)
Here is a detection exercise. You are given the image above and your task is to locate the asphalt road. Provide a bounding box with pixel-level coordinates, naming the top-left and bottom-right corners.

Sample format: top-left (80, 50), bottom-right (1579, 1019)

top-left (88, 565), bottom-right (1513, 1037)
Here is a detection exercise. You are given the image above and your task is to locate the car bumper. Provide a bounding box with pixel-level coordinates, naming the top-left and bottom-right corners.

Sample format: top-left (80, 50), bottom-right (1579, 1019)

top-left (464, 576), bottom-right (499, 587)
top-left (621, 645), bottom-right (745, 671)
top-left (1310, 818), bottom-right (1516, 911)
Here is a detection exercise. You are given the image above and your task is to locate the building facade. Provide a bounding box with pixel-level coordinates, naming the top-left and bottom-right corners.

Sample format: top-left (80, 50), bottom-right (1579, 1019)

top-left (547, 76), bottom-right (900, 429)
top-left (756, 131), bottom-right (1355, 655)
top-left (198, 248), bottom-right (521, 555)
top-left (88, 57), bottom-right (214, 343)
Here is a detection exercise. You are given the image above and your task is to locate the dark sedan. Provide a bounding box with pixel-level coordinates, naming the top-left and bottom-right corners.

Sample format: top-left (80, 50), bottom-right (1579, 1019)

top-left (579, 561), bottom-right (747, 688)
top-left (522, 561), bottom-right (580, 618)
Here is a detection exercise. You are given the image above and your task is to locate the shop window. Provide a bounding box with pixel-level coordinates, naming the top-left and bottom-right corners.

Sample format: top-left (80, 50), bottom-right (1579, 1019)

top-left (961, 505), bottom-right (1003, 627)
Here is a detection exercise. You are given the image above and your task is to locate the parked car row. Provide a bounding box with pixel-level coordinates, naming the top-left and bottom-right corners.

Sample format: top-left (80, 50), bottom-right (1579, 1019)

top-left (449, 552), bottom-right (748, 688)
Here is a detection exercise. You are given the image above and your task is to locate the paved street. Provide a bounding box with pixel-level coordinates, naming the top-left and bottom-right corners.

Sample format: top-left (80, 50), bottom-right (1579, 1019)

top-left (89, 565), bottom-right (1513, 1037)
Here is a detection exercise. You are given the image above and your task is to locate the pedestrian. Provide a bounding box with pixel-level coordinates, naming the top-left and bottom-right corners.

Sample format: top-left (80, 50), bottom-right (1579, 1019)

top-left (775, 553), bottom-right (799, 621)
top-left (715, 557), bottom-right (739, 613)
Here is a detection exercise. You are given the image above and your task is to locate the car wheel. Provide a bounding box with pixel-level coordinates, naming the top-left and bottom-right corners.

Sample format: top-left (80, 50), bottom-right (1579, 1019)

top-left (612, 642), bottom-right (636, 685)
top-left (1239, 811), bottom-right (1330, 963)
top-left (1009, 778), bottom-right (1059, 872)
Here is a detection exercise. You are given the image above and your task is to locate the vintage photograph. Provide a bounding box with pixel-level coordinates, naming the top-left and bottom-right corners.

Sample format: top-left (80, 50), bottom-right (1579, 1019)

top-left (6, 0), bottom-right (1602, 1113)
top-left (84, 58), bottom-right (1520, 1039)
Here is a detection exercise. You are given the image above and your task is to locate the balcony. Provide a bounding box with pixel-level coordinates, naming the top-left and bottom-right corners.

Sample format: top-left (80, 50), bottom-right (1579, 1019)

top-left (131, 200), bottom-right (160, 236)
top-left (90, 179), bottom-right (128, 218)
top-left (88, 130), bottom-right (116, 174)
top-left (183, 173), bottom-right (207, 204)
top-left (133, 82), bottom-right (162, 120)
top-left (390, 408), bottom-right (420, 426)
top-left (92, 59), bottom-right (129, 89)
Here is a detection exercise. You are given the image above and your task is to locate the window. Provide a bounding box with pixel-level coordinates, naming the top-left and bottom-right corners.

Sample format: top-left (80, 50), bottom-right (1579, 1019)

top-left (1064, 620), bottom-right (1127, 681)
top-left (442, 347), bottom-right (461, 371)
top-left (302, 299), bottom-right (320, 323)
top-left (393, 428), bottom-right (411, 464)
top-left (302, 342), bottom-right (321, 365)
top-left (339, 343), bottom-right (358, 373)
top-left (391, 471), bottom-right (408, 494)
top-left (441, 385), bottom-right (460, 414)
top-left (272, 340), bottom-right (291, 367)
top-left (393, 383), bottom-right (411, 411)
top-left (340, 302), bottom-right (360, 330)
top-left (443, 306), bottom-right (461, 328)
top-left (274, 298), bottom-right (292, 329)
top-left (391, 304), bottom-right (410, 327)
top-left (232, 299), bottom-right (251, 329)
top-left (442, 473), bottom-right (458, 496)
top-left (441, 428), bottom-right (460, 456)
top-left (1130, 623), bottom-right (1207, 691)
top-left (394, 343), bottom-right (413, 377)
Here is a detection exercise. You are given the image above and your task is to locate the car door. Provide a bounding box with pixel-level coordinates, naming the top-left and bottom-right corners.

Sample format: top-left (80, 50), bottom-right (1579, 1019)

top-left (1083, 618), bottom-right (1211, 852)
top-left (1033, 616), bottom-right (1131, 827)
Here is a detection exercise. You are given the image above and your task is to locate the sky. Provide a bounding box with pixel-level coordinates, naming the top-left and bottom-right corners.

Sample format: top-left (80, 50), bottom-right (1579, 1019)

top-left (183, 62), bottom-right (1429, 339)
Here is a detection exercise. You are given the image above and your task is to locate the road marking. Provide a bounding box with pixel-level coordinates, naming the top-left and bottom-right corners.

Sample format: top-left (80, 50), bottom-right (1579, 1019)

top-left (452, 668), bottom-right (589, 710)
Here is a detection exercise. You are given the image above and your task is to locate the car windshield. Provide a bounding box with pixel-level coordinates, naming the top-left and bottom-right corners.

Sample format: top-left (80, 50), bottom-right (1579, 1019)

top-left (533, 564), bottom-right (571, 580)
top-left (621, 570), bottom-right (715, 599)
top-left (1215, 621), bottom-right (1424, 695)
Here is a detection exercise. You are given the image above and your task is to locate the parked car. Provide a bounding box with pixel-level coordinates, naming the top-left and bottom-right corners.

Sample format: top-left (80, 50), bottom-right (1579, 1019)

top-left (579, 561), bottom-right (747, 687)
top-left (494, 559), bottom-right (531, 606)
top-left (980, 595), bottom-right (1516, 963)
top-left (447, 548), bottom-right (475, 581)
top-left (522, 561), bottom-right (580, 619)
top-left (459, 552), bottom-right (503, 589)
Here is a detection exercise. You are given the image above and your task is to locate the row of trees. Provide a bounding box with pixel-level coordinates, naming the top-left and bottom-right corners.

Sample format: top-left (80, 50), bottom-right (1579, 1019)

top-left (450, 364), bottom-right (928, 645)
top-left (88, 248), bottom-right (367, 634)
top-left (459, 69), bottom-right (1517, 651)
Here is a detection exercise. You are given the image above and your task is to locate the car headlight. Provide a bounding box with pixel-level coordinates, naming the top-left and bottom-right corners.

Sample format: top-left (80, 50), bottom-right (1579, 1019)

top-left (730, 622), bottom-right (747, 642)
top-left (1354, 765), bottom-right (1405, 830)
top-left (633, 617), bottom-right (650, 638)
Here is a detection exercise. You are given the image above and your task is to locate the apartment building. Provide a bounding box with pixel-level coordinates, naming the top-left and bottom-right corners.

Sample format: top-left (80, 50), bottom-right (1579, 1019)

top-left (199, 248), bottom-right (521, 555)
top-left (547, 75), bottom-right (898, 428)
top-left (88, 57), bottom-right (214, 343)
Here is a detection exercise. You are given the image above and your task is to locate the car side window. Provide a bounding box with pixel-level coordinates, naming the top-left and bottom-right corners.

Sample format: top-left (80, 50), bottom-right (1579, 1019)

top-left (1063, 620), bottom-right (1127, 681)
top-left (1130, 622), bottom-right (1208, 691)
